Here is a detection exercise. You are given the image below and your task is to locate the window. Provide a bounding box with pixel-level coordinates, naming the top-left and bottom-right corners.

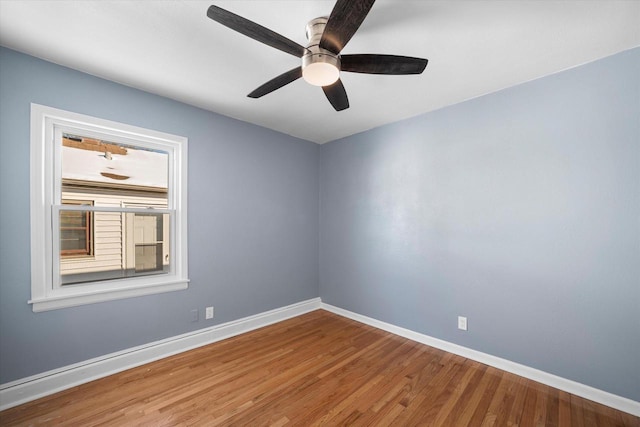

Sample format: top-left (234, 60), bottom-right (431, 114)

top-left (60, 199), bottom-right (93, 257)
top-left (30, 104), bottom-right (188, 312)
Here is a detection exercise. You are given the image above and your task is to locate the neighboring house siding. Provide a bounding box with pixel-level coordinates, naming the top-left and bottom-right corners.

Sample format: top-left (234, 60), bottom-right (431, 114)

top-left (60, 187), bottom-right (167, 278)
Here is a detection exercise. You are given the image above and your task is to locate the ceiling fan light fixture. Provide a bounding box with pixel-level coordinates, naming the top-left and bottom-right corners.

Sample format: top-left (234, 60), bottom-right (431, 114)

top-left (302, 61), bottom-right (340, 86)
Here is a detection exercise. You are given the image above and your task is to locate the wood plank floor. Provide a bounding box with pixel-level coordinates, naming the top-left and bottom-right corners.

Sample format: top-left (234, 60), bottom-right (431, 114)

top-left (1, 310), bottom-right (637, 426)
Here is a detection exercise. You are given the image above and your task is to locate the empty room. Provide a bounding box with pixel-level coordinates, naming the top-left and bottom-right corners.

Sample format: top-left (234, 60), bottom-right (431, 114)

top-left (0, 0), bottom-right (638, 425)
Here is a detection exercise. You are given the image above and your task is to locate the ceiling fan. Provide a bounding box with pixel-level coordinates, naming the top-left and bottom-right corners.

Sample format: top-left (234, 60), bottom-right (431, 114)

top-left (206, 0), bottom-right (428, 111)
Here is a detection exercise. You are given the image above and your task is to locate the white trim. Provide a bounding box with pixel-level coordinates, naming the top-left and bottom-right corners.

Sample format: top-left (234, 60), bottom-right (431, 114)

top-left (320, 303), bottom-right (640, 417)
top-left (54, 206), bottom-right (173, 213)
top-left (29, 103), bottom-right (189, 312)
top-left (29, 280), bottom-right (189, 313)
top-left (2, 298), bottom-right (636, 416)
top-left (0, 298), bottom-right (321, 411)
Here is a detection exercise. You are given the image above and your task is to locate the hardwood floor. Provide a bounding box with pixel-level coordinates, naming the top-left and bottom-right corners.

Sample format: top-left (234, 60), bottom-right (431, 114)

top-left (1, 310), bottom-right (637, 426)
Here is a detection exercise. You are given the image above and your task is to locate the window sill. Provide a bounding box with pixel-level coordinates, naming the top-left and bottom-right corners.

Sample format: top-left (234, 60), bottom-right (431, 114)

top-left (29, 279), bottom-right (189, 312)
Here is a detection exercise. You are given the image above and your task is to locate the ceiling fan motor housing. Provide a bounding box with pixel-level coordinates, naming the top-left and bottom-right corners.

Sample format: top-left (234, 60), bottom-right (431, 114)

top-left (302, 17), bottom-right (340, 86)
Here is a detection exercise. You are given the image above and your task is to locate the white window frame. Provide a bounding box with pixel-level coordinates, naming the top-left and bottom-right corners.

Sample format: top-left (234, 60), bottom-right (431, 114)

top-left (30, 104), bottom-right (189, 312)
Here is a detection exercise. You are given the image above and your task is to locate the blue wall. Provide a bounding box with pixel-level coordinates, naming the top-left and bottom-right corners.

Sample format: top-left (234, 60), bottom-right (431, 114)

top-left (0, 47), bottom-right (319, 383)
top-left (320, 48), bottom-right (640, 400)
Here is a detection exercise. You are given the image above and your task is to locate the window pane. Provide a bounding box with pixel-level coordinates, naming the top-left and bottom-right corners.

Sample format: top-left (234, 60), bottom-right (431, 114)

top-left (59, 133), bottom-right (170, 285)
top-left (135, 244), bottom-right (163, 273)
top-left (60, 227), bottom-right (88, 252)
top-left (60, 210), bottom-right (87, 228)
top-left (60, 201), bottom-right (92, 256)
top-left (61, 134), bottom-right (169, 190)
top-left (59, 210), bottom-right (171, 286)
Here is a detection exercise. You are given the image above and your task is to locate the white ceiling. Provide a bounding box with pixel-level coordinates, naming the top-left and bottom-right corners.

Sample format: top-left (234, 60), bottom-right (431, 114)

top-left (0, 1), bottom-right (638, 144)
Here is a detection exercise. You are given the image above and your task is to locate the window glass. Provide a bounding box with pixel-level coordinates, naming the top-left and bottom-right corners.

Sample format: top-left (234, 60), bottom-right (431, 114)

top-left (60, 200), bottom-right (93, 256)
top-left (59, 134), bottom-right (170, 286)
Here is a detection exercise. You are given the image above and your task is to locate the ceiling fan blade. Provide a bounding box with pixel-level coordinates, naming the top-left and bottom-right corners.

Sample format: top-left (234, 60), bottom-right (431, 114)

top-left (319, 0), bottom-right (376, 54)
top-left (247, 67), bottom-right (302, 98)
top-left (322, 79), bottom-right (349, 111)
top-left (341, 54), bottom-right (428, 75)
top-left (207, 5), bottom-right (307, 58)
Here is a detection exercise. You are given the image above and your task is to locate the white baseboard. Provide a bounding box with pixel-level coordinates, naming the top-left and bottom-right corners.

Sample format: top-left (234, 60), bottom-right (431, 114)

top-left (321, 303), bottom-right (640, 417)
top-left (3, 298), bottom-right (637, 417)
top-left (0, 298), bottom-right (321, 411)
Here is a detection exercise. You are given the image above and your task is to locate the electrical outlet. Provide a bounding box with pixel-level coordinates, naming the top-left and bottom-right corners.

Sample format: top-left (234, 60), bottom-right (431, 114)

top-left (191, 309), bottom-right (199, 322)
top-left (458, 316), bottom-right (468, 331)
top-left (205, 306), bottom-right (214, 320)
